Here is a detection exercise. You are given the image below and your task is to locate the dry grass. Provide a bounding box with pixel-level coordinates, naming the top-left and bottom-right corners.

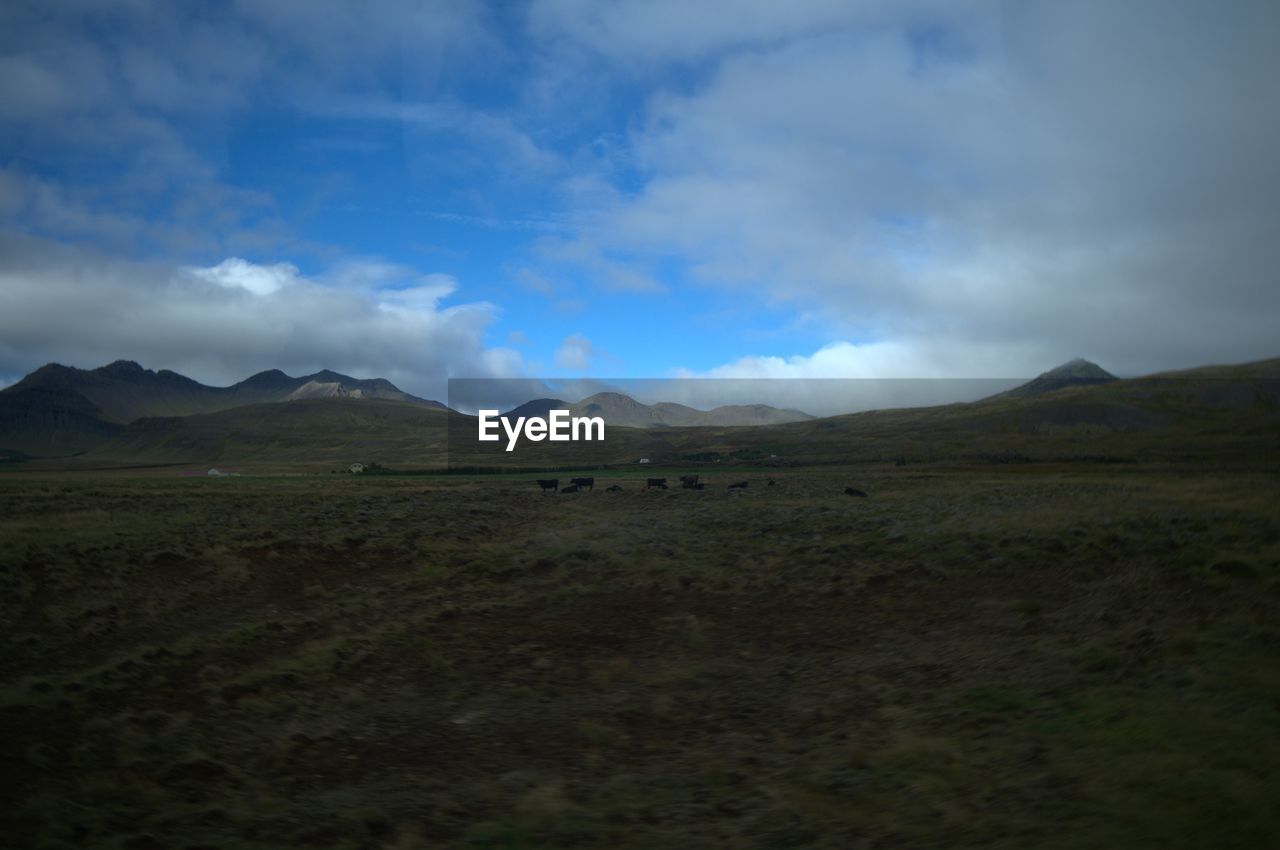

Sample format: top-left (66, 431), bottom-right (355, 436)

top-left (1, 463), bottom-right (1278, 848)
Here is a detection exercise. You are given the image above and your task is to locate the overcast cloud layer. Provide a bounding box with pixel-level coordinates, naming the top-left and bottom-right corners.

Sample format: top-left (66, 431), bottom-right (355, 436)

top-left (1, 1), bottom-right (1277, 400)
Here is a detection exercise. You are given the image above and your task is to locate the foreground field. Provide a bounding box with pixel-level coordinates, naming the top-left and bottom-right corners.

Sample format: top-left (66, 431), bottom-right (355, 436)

top-left (2, 465), bottom-right (1278, 848)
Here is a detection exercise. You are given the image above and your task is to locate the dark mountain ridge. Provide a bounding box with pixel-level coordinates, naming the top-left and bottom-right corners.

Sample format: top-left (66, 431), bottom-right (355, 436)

top-left (501, 398), bottom-right (571, 420)
top-left (5, 360), bottom-right (444, 421)
top-left (0, 360), bottom-right (445, 457)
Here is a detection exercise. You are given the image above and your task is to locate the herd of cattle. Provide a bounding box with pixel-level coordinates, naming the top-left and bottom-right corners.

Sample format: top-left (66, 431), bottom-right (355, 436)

top-left (534, 475), bottom-right (869, 497)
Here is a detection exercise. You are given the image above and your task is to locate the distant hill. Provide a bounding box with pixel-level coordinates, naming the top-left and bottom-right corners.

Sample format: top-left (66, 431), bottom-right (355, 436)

top-left (692, 403), bottom-right (817, 427)
top-left (59, 399), bottom-right (657, 469)
top-left (0, 360), bottom-right (445, 458)
top-left (992, 358), bottom-right (1118, 400)
top-left (499, 391), bottom-right (812, 428)
top-left (502, 398), bottom-right (570, 420)
top-left (564, 391), bottom-right (813, 428)
top-left (80, 398), bottom-right (455, 467)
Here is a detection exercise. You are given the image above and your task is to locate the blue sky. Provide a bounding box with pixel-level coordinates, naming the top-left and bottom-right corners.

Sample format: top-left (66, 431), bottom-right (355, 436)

top-left (2, 1), bottom-right (1278, 400)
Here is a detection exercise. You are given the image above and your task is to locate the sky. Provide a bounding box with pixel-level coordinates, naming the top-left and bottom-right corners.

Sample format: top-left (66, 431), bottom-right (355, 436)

top-left (1, 0), bottom-right (1278, 402)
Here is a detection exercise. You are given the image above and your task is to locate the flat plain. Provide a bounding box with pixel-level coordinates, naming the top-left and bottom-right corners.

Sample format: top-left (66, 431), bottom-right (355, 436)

top-left (2, 461), bottom-right (1278, 849)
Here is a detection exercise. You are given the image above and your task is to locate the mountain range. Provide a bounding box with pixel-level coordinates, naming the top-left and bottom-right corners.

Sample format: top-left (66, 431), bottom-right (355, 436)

top-left (503, 392), bottom-right (813, 429)
top-left (0, 360), bottom-right (443, 458)
top-left (0, 360), bottom-right (823, 459)
top-left (4, 356), bottom-right (1269, 466)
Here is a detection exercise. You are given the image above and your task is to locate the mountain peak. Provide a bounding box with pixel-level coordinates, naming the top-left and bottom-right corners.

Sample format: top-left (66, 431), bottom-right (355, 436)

top-left (95, 360), bottom-right (149, 377)
top-left (239, 369), bottom-right (293, 388)
top-left (580, 391), bottom-right (643, 407)
top-left (502, 397), bottom-right (569, 419)
top-left (288, 380), bottom-right (358, 401)
top-left (309, 369), bottom-right (356, 384)
top-left (994, 358), bottom-right (1118, 400)
top-left (1039, 359), bottom-right (1116, 381)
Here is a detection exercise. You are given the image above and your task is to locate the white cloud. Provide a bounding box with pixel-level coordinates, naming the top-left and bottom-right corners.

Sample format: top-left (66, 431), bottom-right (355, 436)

top-left (536, 237), bottom-right (663, 293)
top-left (528, 0), bottom-right (927, 66)
top-left (0, 234), bottom-right (523, 398)
top-left (553, 333), bottom-right (596, 371)
top-left (665, 339), bottom-right (1030, 415)
top-left (4, 1), bottom-right (1278, 386)
top-left (0, 54), bottom-right (73, 119)
top-left (514, 266), bottom-right (555, 297)
top-left (545, 1), bottom-right (1280, 376)
top-left (317, 97), bottom-right (561, 176)
top-left (688, 341), bottom-right (961, 380)
top-left (0, 1), bottom-right (499, 258)
top-left (183, 257), bottom-right (300, 296)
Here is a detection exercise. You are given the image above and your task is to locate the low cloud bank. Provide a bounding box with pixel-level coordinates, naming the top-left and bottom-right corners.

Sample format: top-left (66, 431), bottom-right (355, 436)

top-left (0, 234), bottom-right (522, 400)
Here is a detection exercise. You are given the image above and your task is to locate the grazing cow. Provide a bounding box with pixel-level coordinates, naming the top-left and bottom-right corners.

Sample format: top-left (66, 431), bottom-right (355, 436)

top-left (728, 481), bottom-right (748, 490)
top-left (606, 484), bottom-right (623, 492)
top-left (537, 479), bottom-right (559, 493)
top-left (646, 478), bottom-right (668, 489)
top-left (561, 484), bottom-right (580, 494)
top-left (679, 474), bottom-right (699, 488)
top-left (844, 487), bottom-right (868, 497)
top-left (570, 476), bottom-right (595, 491)
top-left (767, 479), bottom-right (777, 487)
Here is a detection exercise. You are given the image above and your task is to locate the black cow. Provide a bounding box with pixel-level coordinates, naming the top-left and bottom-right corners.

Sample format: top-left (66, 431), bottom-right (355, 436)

top-left (679, 474), bottom-right (699, 488)
top-left (728, 481), bottom-right (748, 490)
top-left (606, 484), bottom-right (623, 492)
top-left (767, 479), bottom-right (777, 487)
top-left (646, 478), bottom-right (668, 489)
top-left (570, 476), bottom-right (595, 491)
top-left (844, 487), bottom-right (868, 497)
top-left (537, 479), bottom-right (559, 493)
top-left (562, 484), bottom-right (580, 494)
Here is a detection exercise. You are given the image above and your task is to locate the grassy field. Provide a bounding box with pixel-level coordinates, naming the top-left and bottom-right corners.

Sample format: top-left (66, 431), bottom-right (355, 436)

top-left (2, 462), bottom-right (1278, 848)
